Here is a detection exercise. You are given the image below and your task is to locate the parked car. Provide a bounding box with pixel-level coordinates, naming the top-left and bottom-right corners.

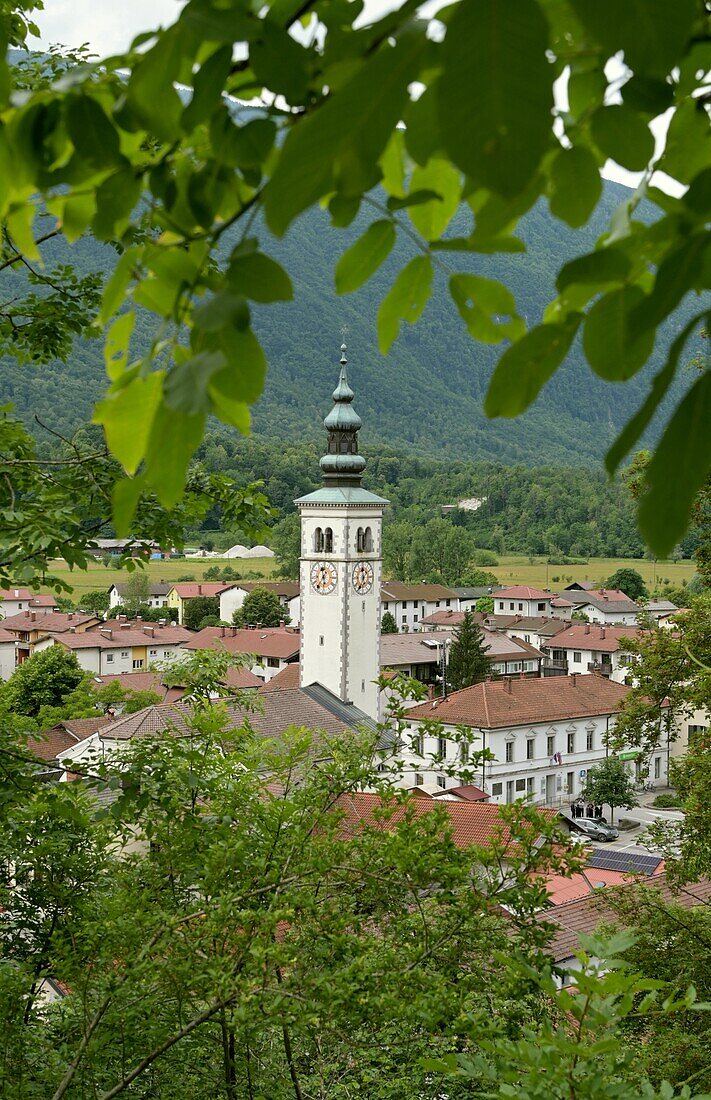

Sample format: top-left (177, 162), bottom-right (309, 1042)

top-left (571, 817), bottom-right (619, 842)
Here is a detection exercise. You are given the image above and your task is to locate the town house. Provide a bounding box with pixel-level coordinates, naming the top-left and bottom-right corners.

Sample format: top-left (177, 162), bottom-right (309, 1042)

top-left (181, 624), bottom-right (301, 683)
top-left (36, 618), bottom-right (194, 675)
top-left (401, 675), bottom-right (667, 803)
top-left (493, 586), bottom-right (554, 617)
top-left (380, 582), bottom-right (460, 633)
top-left (540, 622), bottom-right (641, 682)
top-left (219, 581), bottom-right (301, 626)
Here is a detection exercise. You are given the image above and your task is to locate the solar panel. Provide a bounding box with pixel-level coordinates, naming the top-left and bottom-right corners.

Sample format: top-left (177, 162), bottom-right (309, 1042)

top-left (586, 848), bottom-right (662, 876)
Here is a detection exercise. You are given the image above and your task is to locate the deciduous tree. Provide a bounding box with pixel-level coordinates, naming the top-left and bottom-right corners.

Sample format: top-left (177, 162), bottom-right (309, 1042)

top-left (579, 757), bottom-right (638, 825)
top-left (605, 567), bottom-right (648, 601)
top-left (233, 587), bottom-right (288, 627)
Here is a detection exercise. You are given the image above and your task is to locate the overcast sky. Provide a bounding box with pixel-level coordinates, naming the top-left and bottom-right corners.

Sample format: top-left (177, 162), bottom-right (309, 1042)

top-left (35, 0), bottom-right (676, 194)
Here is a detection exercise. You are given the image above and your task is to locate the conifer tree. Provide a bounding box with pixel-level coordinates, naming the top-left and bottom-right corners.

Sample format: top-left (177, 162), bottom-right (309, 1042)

top-left (447, 611), bottom-right (490, 692)
top-left (381, 611), bottom-right (398, 634)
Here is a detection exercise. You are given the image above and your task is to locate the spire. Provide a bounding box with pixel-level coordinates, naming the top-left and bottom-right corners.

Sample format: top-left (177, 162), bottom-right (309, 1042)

top-left (319, 342), bottom-right (366, 486)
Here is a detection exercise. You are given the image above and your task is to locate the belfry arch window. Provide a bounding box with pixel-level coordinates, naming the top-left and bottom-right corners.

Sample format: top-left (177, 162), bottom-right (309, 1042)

top-left (356, 526), bottom-right (373, 553)
top-left (323, 527), bottom-right (334, 553)
top-left (313, 527), bottom-right (324, 553)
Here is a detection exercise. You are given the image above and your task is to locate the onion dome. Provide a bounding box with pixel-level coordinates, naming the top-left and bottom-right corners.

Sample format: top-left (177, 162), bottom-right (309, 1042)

top-left (319, 343), bottom-right (367, 485)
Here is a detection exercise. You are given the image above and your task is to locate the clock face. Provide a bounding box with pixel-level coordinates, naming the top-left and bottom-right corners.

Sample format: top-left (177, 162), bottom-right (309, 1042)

top-left (310, 561), bottom-right (337, 594)
top-left (352, 560), bottom-right (374, 594)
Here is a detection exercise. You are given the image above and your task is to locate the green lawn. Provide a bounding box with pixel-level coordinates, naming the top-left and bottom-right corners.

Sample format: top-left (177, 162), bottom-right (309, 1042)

top-left (489, 555), bottom-right (696, 591)
top-left (43, 556), bottom-right (278, 599)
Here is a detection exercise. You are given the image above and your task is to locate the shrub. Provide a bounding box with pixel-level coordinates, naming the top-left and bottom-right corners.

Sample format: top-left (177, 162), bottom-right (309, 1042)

top-left (653, 793), bottom-right (684, 809)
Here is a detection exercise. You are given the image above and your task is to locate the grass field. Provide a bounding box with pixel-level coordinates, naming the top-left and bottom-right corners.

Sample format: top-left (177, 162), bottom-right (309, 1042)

top-left (44, 553), bottom-right (695, 601)
top-left (43, 556), bottom-right (279, 599)
top-left (489, 556), bottom-right (696, 591)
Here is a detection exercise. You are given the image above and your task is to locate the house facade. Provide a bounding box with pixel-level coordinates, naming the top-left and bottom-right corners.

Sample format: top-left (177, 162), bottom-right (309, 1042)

top-left (540, 623), bottom-right (640, 682)
top-left (181, 624), bottom-right (301, 683)
top-left (0, 611), bottom-right (101, 667)
top-left (38, 619), bottom-right (193, 675)
top-left (108, 582), bottom-right (173, 611)
top-left (381, 582), bottom-right (459, 633)
top-left (219, 581), bottom-right (300, 626)
top-left (493, 586), bottom-right (553, 617)
top-left (400, 675), bottom-right (667, 804)
top-left (563, 589), bottom-right (640, 625)
top-left (0, 589), bottom-right (57, 619)
top-left (166, 582), bottom-right (233, 624)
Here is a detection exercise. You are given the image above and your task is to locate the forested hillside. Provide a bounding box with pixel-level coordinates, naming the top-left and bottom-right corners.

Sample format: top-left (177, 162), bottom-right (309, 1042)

top-left (0, 179), bottom-right (702, 465)
top-left (196, 432), bottom-right (689, 559)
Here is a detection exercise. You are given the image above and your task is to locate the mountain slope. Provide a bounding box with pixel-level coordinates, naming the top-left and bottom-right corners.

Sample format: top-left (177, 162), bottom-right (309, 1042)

top-left (0, 179), bottom-right (701, 464)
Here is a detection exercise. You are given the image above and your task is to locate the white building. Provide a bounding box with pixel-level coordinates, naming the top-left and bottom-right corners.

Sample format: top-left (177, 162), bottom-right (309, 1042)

top-left (108, 582), bottom-right (172, 611)
top-left (400, 675), bottom-right (667, 803)
top-left (219, 581), bottom-right (300, 626)
top-left (493, 586), bottom-right (553, 617)
top-left (563, 588), bottom-right (640, 625)
top-left (180, 624), bottom-right (301, 683)
top-left (296, 345), bottom-right (387, 722)
top-left (0, 588), bottom-right (57, 618)
top-left (37, 619), bottom-right (193, 675)
top-left (0, 627), bottom-right (16, 679)
top-left (381, 582), bottom-right (459, 633)
top-left (540, 622), bottom-right (641, 683)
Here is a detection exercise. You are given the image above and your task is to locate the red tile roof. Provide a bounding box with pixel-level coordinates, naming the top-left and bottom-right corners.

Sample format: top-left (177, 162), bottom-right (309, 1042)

top-left (407, 675), bottom-right (630, 729)
top-left (58, 621), bottom-right (193, 648)
top-left (538, 877), bottom-right (711, 962)
top-left (170, 583), bottom-right (233, 598)
top-left (0, 588), bottom-right (56, 605)
top-left (541, 623), bottom-right (641, 654)
top-left (494, 586), bottom-right (552, 600)
top-left (335, 791), bottom-right (556, 852)
top-left (542, 864), bottom-right (664, 906)
top-left (28, 716), bottom-right (116, 761)
top-left (381, 582), bottom-right (459, 602)
top-left (440, 784), bottom-right (490, 802)
top-left (89, 671), bottom-right (187, 703)
top-left (230, 581), bottom-right (299, 599)
top-left (0, 627), bottom-right (16, 643)
top-left (259, 663), bottom-right (301, 691)
top-left (0, 611), bottom-right (100, 634)
top-left (420, 610), bottom-right (465, 627)
top-left (182, 625), bottom-right (300, 660)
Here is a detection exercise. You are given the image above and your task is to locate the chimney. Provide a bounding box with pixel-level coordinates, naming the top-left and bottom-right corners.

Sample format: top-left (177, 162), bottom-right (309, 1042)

top-left (584, 622), bottom-right (590, 635)
top-left (120, 622), bottom-right (130, 630)
top-left (198, 584), bottom-right (202, 595)
top-left (69, 627), bottom-right (75, 634)
top-left (279, 619), bottom-right (285, 628)
top-left (143, 626), bottom-right (154, 638)
top-left (571, 673), bottom-right (577, 686)
top-left (119, 614), bottom-right (126, 622)
top-left (68, 612), bottom-right (74, 621)
top-left (101, 628), bottom-right (112, 639)
top-left (231, 627), bottom-right (237, 636)
top-left (221, 626), bottom-right (226, 637)
top-left (30, 611), bottom-right (36, 622)
top-left (601, 626), bottom-right (606, 640)
top-left (136, 614), bottom-right (142, 622)
top-left (158, 619), bottom-right (166, 626)
top-left (505, 677), bottom-right (512, 694)
top-left (427, 684), bottom-right (435, 701)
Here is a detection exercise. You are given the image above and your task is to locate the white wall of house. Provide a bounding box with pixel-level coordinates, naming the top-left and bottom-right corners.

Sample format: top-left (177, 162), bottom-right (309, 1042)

top-left (397, 712), bottom-right (668, 803)
top-left (542, 645), bottom-right (635, 683)
top-left (108, 586), bottom-right (171, 611)
top-left (494, 596), bottom-right (552, 617)
top-left (574, 603), bottom-right (639, 625)
top-left (219, 587), bottom-right (300, 626)
top-left (36, 637), bottom-right (185, 676)
top-left (671, 708), bottom-right (709, 759)
top-left (382, 595), bottom-right (458, 633)
top-left (0, 640), bottom-right (16, 679)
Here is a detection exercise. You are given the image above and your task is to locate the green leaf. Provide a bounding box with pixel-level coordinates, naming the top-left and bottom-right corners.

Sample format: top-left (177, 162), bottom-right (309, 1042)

top-left (93, 371), bottom-right (164, 475)
top-left (568, 0), bottom-right (697, 76)
top-left (264, 32), bottom-right (427, 235)
top-left (684, 167), bottom-right (711, 216)
top-left (164, 350), bottom-right (225, 414)
top-left (6, 204), bottom-right (38, 261)
top-left (590, 105), bottom-right (654, 172)
top-left (100, 247), bottom-right (140, 324)
top-left (659, 100), bottom-right (711, 186)
top-left (408, 158), bottom-right (460, 240)
top-left (250, 22), bottom-right (310, 102)
top-left (227, 251), bottom-right (293, 303)
top-left (438, 0), bottom-right (552, 197)
top-left (379, 130), bottom-right (405, 198)
top-left (328, 195), bottom-right (359, 228)
top-left (335, 220), bottom-right (396, 295)
top-left (193, 291), bottom-right (250, 332)
top-left (59, 192), bottom-right (96, 243)
top-left (386, 190), bottom-right (441, 212)
top-left (112, 476), bottom-right (144, 537)
top-left (583, 286), bottom-right (656, 381)
top-left (567, 67), bottom-right (607, 120)
top-left (144, 404), bottom-right (206, 509)
top-left (628, 234), bottom-right (709, 339)
top-left (377, 255), bottom-right (433, 354)
top-left (126, 26), bottom-right (185, 141)
top-left (104, 312), bottom-right (135, 381)
top-left (182, 45), bottom-right (233, 132)
top-left (210, 326), bottom-right (267, 409)
top-left (92, 167), bottom-right (140, 240)
top-left (450, 273), bottom-right (525, 345)
top-left (132, 276), bottom-right (178, 318)
top-left (638, 372), bottom-right (711, 556)
top-left (605, 312), bottom-right (707, 474)
top-left (66, 94), bottom-right (121, 169)
top-left (404, 85), bottom-right (440, 168)
top-left (549, 146), bottom-right (601, 228)
top-left (485, 316), bottom-right (582, 417)
top-left (557, 248), bottom-right (631, 292)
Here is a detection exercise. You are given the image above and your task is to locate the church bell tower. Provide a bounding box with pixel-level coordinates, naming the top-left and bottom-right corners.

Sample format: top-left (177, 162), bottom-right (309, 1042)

top-left (296, 344), bottom-right (388, 721)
